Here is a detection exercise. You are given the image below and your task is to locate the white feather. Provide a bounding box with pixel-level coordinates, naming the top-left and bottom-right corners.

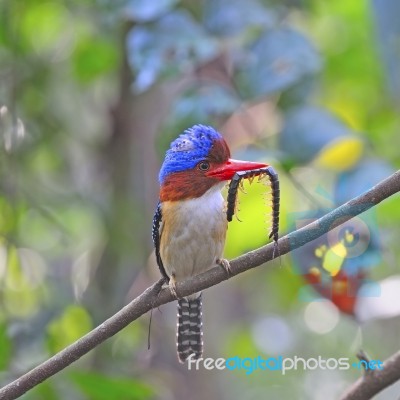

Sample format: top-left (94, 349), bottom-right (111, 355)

top-left (160, 184), bottom-right (227, 285)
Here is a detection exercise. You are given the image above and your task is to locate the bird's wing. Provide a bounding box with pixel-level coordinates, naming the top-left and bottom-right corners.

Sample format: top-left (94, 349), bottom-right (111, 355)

top-left (152, 201), bottom-right (169, 280)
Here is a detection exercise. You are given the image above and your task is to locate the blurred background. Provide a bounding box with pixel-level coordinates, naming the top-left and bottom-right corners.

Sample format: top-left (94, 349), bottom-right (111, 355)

top-left (1, 0), bottom-right (400, 399)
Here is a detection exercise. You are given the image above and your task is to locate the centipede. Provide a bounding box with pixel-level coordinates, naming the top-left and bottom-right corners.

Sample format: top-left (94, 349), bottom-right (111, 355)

top-left (226, 166), bottom-right (280, 258)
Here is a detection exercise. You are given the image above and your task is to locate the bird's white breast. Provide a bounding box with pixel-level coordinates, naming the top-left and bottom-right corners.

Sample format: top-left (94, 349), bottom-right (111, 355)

top-left (160, 184), bottom-right (227, 283)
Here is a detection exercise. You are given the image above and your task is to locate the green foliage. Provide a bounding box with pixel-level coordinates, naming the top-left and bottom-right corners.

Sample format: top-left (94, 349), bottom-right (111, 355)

top-left (0, 198), bottom-right (15, 235)
top-left (237, 28), bottom-right (322, 99)
top-left (72, 35), bottom-right (119, 83)
top-left (27, 381), bottom-right (58, 400)
top-left (69, 371), bottom-right (154, 400)
top-left (223, 327), bottom-right (259, 360)
top-left (2, 245), bottom-right (44, 317)
top-left (0, 323), bottom-right (12, 371)
top-left (20, 2), bottom-right (71, 55)
top-left (279, 106), bottom-right (363, 168)
top-left (46, 306), bottom-right (92, 353)
top-left (127, 10), bottom-right (218, 92)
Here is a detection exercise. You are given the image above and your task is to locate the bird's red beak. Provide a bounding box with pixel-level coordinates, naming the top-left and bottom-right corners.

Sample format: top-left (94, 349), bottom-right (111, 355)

top-left (206, 158), bottom-right (268, 181)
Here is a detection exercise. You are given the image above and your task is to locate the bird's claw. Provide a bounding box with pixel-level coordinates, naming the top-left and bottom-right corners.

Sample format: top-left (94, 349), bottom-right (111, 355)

top-left (169, 273), bottom-right (179, 299)
top-left (217, 258), bottom-right (233, 277)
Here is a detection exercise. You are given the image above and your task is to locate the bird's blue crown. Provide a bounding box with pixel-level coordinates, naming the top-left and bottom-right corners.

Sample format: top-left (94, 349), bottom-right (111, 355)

top-left (159, 125), bottom-right (222, 184)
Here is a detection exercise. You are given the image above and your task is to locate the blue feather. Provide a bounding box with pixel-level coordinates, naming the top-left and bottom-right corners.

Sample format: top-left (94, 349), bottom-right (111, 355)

top-left (159, 125), bottom-right (222, 184)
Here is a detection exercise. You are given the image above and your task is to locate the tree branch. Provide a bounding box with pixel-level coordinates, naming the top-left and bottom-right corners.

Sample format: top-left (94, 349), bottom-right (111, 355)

top-left (0, 170), bottom-right (399, 400)
top-left (339, 350), bottom-right (400, 400)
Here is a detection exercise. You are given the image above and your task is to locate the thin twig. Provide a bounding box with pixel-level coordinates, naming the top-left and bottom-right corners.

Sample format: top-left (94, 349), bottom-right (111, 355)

top-left (356, 350), bottom-right (373, 374)
top-left (0, 170), bottom-right (399, 400)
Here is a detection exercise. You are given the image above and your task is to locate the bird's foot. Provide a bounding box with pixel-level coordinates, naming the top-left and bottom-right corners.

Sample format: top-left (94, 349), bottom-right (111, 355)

top-left (169, 273), bottom-right (179, 299)
top-left (217, 258), bottom-right (233, 277)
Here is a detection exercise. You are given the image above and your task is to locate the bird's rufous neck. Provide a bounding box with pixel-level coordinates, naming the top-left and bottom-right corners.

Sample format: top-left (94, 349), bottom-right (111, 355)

top-left (160, 170), bottom-right (220, 202)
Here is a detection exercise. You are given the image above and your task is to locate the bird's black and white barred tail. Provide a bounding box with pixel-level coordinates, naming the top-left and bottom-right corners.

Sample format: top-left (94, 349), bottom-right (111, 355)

top-left (177, 294), bottom-right (203, 363)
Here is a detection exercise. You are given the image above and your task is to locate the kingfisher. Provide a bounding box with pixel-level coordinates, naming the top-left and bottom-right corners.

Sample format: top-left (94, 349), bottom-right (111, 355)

top-left (152, 124), bottom-right (276, 363)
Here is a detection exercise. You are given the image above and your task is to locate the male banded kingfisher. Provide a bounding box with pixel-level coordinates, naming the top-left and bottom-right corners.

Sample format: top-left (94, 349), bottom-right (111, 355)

top-left (152, 124), bottom-right (279, 363)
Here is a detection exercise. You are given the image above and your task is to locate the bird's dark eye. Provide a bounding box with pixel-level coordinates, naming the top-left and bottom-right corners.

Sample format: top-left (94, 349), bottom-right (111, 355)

top-left (197, 161), bottom-right (210, 171)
